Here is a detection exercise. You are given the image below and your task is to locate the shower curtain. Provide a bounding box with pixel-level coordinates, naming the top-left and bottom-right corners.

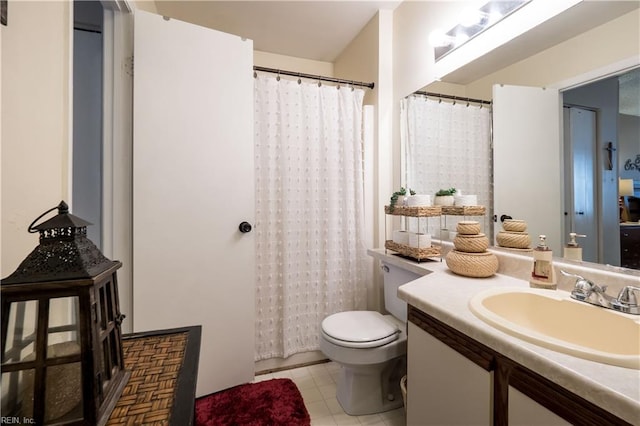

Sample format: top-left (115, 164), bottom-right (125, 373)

top-left (401, 95), bottom-right (492, 230)
top-left (253, 74), bottom-right (368, 360)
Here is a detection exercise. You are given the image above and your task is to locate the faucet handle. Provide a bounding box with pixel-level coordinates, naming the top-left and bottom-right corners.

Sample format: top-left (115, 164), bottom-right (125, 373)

top-left (560, 270), bottom-right (594, 289)
top-left (617, 286), bottom-right (640, 307)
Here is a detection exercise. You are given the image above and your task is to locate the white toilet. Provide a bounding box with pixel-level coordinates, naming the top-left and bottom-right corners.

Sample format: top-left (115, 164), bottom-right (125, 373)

top-left (319, 262), bottom-right (421, 415)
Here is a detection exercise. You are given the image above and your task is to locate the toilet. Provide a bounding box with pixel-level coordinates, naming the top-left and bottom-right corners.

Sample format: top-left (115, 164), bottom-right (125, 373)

top-left (319, 262), bottom-right (421, 415)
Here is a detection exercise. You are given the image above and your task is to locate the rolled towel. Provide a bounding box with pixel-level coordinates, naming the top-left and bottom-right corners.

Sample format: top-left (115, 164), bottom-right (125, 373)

top-left (392, 230), bottom-right (410, 245)
top-left (409, 232), bottom-right (431, 248)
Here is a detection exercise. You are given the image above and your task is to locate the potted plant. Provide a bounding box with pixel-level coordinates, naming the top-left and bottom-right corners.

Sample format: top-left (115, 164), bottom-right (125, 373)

top-left (434, 188), bottom-right (456, 206)
top-left (389, 187), bottom-right (416, 212)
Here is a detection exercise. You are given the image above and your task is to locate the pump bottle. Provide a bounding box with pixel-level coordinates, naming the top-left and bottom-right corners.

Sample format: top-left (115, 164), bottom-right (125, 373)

top-left (530, 235), bottom-right (557, 290)
top-left (563, 233), bottom-right (586, 261)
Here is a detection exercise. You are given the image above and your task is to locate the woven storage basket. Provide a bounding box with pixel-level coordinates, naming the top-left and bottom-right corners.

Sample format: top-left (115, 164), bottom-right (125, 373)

top-left (496, 231), bottom-right (531, 249)
top-left (385, 240), bottom-right (441, 260)
top-left (456, 221), bottom-right (481, 235)
top-left (503, 219), bottom-right (527, 232)
top-left (453, 234), bottom-right (489, 253)
top-left (385, 205), bottom-right (442, 217)
top-left (445, 250), bottom-right (498, 278)
top-left (441, 205), bottom-right (486, 216)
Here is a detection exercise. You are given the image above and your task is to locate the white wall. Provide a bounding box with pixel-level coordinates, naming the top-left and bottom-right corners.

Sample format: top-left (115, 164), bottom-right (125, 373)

top-left (1, 1), bottom-right (72, 277)
top-left (254, 50), bottom-right (333, 76)
top-left (393, 1), bottom-right (474, 101)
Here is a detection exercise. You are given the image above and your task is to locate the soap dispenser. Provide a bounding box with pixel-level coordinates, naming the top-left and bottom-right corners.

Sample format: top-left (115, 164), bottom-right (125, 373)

top-left (564, 233), bottom-right (586, 261)
top-left (530, 235), bottom-right (557, 290)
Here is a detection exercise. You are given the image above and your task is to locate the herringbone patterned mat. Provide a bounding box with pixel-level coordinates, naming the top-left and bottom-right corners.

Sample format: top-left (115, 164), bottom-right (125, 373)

top-left (106, 332), bottom-right (187, 425)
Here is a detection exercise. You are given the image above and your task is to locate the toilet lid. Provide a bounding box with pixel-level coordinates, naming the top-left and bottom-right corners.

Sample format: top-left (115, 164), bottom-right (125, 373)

top-left (321, 311), bottom-right (400, 348)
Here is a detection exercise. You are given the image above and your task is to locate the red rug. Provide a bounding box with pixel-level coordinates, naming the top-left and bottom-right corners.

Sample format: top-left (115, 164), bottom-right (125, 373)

top-left (195, 378), bottom-right (311, 426)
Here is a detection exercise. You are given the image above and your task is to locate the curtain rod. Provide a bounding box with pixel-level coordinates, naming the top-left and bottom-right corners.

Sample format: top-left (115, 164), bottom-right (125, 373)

top-left (253, 66), bottom-right (375, 89)
top-left (413, 91), bottom-right (491, 106)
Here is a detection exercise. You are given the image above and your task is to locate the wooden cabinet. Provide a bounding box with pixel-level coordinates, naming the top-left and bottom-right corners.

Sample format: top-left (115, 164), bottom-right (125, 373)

top-left (508, 387), bottom-right (570, 426)
top-left (407, 322), bottom-right (492, 425)
top-left (620, 225), bottom-right (640, 269)
top-left (407, 306), bottom-right (631, 426)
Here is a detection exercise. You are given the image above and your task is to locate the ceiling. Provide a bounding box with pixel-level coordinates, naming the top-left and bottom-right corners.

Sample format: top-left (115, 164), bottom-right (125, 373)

top-left (152, 0), bottom-right (639, 115)
top-left (153, 1), bottom-right (401, 62)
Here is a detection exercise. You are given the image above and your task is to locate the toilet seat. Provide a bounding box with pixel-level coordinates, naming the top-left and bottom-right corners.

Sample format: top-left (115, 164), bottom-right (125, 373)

top-left (321, 311), bottom-right (400, 349)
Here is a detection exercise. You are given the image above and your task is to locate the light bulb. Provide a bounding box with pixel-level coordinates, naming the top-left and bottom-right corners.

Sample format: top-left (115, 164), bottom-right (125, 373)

top-left (429, 29), bottom-right (449, 47)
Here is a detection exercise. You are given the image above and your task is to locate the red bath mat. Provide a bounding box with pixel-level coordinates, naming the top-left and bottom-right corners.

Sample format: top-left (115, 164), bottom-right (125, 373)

top-left (195, 378), bottom-right (310, 426)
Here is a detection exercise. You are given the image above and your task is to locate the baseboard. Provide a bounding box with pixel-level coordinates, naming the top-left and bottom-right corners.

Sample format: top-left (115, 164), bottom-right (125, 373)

top-left (255, 350), bottom-right (329, 375)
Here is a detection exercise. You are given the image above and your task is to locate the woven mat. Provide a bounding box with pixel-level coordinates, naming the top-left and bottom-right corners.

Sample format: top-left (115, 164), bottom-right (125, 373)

top-left (106, 332), bottom-right (188, 426)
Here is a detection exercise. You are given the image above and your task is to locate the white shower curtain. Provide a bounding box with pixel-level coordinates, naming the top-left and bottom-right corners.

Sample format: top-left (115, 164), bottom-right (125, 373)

top-left (401, 95), bottom-right (492, 228)
top-left (253, 74), bottom-right (368, 360)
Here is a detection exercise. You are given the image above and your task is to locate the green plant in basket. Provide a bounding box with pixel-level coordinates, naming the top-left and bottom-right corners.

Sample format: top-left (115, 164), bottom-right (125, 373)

top-left (435, 188), bottom-right (457, 196)
top-left (389, 187), bottom-right (416, 212)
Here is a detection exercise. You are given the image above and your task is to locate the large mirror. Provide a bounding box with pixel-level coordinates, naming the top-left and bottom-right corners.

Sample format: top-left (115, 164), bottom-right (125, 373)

top-left (402, 1), bottom-right (640, 271)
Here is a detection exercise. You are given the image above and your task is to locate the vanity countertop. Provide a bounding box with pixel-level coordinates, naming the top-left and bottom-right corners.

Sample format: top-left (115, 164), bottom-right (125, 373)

top-left (368, 248), bottom-right (640, 425)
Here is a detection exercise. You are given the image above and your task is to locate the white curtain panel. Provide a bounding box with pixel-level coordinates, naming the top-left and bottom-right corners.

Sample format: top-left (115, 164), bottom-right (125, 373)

top-left (254, 74), bottom-right (368, 360)
top-left (402, 95), bottom-right (492, 230)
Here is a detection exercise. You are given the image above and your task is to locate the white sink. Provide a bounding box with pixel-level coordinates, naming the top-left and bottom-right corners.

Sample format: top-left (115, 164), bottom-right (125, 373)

top-left (469, 287), bottom-right (640, 369)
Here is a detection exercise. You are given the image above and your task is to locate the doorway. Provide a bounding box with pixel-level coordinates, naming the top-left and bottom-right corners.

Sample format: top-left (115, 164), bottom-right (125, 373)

top-left (563, 106), bottom-right (598, 263)
top-left (73, 0), bottom-right (104, 248)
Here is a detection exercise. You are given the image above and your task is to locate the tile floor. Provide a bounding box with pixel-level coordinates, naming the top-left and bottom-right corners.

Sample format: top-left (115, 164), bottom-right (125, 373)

top-left (253, 362), bottom-right (406, 426)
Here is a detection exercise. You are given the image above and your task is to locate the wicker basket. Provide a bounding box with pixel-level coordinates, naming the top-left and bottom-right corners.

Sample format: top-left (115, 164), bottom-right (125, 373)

top-left (503, 219), bottom-right (527, 232)
top-left (453, 234), bottom-right (489, 253)
top-left (496, 231), bottom-right (531, 249)
top-left (445, 250), bottom-right (498, 278)
top-left (385, 205), bottom-right (442, 217)
top-left (456, 221), bottom-right (481, 235)
top-left (385, 240), bottom-right (441, 260)
top-left (441, 205), bottom-right (486, 216)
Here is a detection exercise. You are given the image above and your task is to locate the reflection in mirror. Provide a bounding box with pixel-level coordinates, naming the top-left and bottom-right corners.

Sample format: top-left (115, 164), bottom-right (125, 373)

top-left (401, 92), bottom-right (493, 239)
top-left (563, 67), bottom-right (640, 269)
top-left (400, 1), bottom-right (639, 275)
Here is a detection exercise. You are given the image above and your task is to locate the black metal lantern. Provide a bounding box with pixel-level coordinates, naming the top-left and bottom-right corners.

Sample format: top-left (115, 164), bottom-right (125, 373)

top-left (1, 201), bottom-right (130, 425)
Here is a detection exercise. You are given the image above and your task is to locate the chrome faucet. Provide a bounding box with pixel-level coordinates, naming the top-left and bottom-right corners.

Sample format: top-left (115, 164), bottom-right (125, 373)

top-left (612, 285), bottom-right (640, 315)
top-left (561, 270), bottom-right (640, 315)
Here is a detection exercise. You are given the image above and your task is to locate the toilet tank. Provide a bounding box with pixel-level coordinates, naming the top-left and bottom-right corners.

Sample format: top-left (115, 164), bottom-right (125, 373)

top-left (382, 262), bottom-right (421, 322)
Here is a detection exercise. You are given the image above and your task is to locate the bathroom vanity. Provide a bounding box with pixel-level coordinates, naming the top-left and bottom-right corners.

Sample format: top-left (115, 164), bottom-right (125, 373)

top-left (368, 248), bottom-right (640, 426)
top-left (621, 224), bottom-right (640, 269)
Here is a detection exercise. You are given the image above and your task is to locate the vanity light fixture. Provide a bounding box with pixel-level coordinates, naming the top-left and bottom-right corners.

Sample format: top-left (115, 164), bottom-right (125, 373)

top-left (432, 0), bottom-right (531, 61)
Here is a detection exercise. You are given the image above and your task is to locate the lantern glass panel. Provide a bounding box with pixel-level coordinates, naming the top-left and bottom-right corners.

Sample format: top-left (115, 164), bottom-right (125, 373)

top-left (46, 296), bottom-right (80, 357)
top-left (2, 300), bottom-right (38, 364)
top-left (44, 362), bottom-right (83, 423)
top-left (1, 369), bottom-right (35, 419)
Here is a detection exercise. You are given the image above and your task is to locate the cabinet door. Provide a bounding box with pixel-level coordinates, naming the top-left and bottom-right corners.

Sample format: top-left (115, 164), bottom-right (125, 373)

top-left (509, 387), bottom-right (571, 425)
top-left (407, 322), bottom-right (492, 425)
